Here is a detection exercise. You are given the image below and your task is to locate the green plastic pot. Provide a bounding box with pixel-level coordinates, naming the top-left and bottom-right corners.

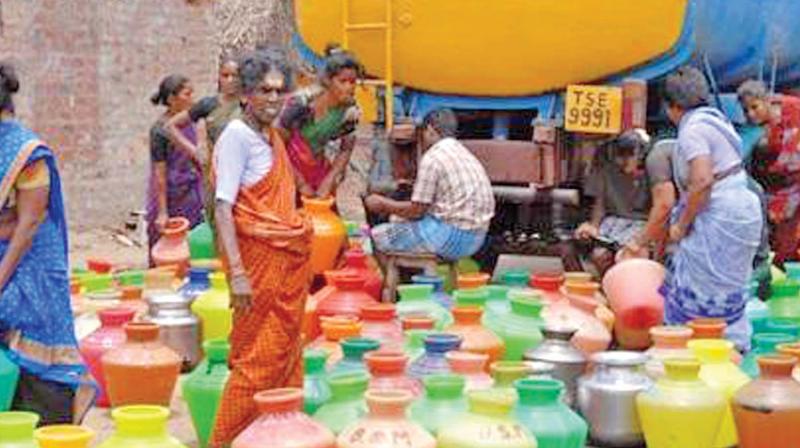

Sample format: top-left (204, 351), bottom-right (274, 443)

top-left (770, 278), bottom-right (800, 299)
top-left (404, 329), bottom-right (435, 363)
top-left (0, 411), bottom-right (39, 448)
top-left (329, 338), bottom-right (380, 375)
top-left (485, 294), bottom-right (545, 361)
top-left (82, 274), bottom-right (114, 293)
top-left (453, 288), bottom-right (489, 308)
top-left (182, 340), bottom-right (230, 448)
top-left (502, 270), bottom-right (531, 289)
top-left (409, 374), bottom-right (468, 435)
top-left (312, 371), bottom-right (369, 434)
top-left (303, 349), bottom-right (331, 415)
top-left (513, 378), bottom-right (588, 448)
top-left (397, 284), bottom-right (453, 330)
top-left (188, 221), bottom-right (216, 260)
top-left (116, 270), bottom-right (145, 287)
top-left (482, 285), bottom-right (511, 332)
top-left (769, 296), bottom-right (800, 325)
top-left (0, 349), bottom-right (20, 411)
top-left (785, 262), bottom-right (800, 281)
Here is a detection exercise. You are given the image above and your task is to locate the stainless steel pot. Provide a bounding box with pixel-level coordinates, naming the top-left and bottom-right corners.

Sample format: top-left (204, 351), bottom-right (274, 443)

top-left (578, 351), bottom-right (651, 447)
top-left (524, 326), bottom-right (587, 407)
top-left (146, 290), bottom-right (202, 372)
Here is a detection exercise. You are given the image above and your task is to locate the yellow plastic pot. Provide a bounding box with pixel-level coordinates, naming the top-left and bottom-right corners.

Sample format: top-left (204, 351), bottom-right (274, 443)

top-left (34, 425), bottom-right (94, 448)
top-left (191, 272), bottom-right (232, 342)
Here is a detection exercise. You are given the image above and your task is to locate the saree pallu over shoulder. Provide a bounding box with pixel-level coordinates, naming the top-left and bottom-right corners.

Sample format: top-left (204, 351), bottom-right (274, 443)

top-left (210, 127), bottom-right (312, 446)
top-left (0, 120), bottom-right (94, 421)
top-left (231, 128), bottom-right (313, 250)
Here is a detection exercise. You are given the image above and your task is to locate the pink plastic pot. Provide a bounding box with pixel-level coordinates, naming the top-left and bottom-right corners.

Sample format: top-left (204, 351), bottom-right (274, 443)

top-left (602, 259), bottom-right (665, 349)
top-left (232, 388), bottom-right (335, 448)
top-left (79, 307), bottom-right (136, 407)
top-left (446, 351), bottom-right (494, 391)
top-left (360, 304), bottom-right (404, 351)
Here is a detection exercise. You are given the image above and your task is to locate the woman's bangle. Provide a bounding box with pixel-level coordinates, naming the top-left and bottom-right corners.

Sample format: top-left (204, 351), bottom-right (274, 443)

top-left (230, 267), bottom-right (247, 278)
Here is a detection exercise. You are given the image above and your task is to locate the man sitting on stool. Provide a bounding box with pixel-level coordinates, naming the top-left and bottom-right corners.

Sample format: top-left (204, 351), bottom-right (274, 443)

top-left (364, 108), bottom-right (495, 263)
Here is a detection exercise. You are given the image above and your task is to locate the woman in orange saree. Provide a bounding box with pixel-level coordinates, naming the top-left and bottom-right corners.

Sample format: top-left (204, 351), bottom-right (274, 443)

top-left (208, 49), bottom-right (312, 447)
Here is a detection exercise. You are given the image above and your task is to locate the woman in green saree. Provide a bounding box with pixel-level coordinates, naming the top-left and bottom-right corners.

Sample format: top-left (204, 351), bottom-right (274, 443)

top-left (279, 45), bottom-right (362, 198)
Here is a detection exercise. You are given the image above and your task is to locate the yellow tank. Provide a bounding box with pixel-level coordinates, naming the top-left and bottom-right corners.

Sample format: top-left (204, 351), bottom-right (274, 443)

top-left (296, 0), bottom-right (689, 96)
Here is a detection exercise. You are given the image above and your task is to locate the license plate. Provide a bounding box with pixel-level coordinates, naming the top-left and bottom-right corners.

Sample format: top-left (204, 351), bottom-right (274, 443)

top-left (564, 85), bottom-right (623, 134)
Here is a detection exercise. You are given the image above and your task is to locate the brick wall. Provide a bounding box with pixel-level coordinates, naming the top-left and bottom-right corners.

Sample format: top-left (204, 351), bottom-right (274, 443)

top-left (0, 0), bottom-right (219, 229)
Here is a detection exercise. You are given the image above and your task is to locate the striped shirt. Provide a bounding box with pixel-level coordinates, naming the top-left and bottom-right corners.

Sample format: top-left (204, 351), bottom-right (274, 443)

top-left (412, 137), bottom-right (495, 231)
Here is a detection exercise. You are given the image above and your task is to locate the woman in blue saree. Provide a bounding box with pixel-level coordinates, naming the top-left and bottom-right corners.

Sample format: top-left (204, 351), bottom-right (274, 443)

top-left (0, 63), bottom-right (92, 424)
top-left (660, 66), bottom-right (764, 350)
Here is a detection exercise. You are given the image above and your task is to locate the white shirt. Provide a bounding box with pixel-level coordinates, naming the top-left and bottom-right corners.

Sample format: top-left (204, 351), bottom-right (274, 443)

top-left (214, 119), bottom-right (273, 203)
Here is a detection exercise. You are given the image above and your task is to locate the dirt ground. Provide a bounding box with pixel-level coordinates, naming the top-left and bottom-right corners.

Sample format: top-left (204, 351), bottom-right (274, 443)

top-left (76, 129), bottom-right (374, 446)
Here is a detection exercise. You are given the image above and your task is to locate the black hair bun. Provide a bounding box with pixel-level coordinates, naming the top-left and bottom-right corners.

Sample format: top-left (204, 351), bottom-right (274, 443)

top-left (0, 63), bottom-right (20, 95)
top-left (150, 91), bottom-right (163, 106)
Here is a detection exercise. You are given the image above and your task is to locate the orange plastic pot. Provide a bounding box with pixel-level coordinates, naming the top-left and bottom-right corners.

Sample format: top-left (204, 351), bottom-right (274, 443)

top-left (303, 197), bottom-right (347, 275)
top-left (733, 355), bottom-right (800, 448)
top-left (151, 217), bottom-right (191, 278)
top-left (777, 342), bottom-right (800, 382)
top-left (365, 350), bottom-right (423, 397)
top-left (446, 306), bottom-right (504, 366)
top-left (79, 307), bottom-right (136, 407)
top-left (688, 318), bottom-right (726, 339)
top-left (120, 286), bottom-right (142, 301)
top-left (308, 316), bottom-right (362, 369)
top-left (402, 315), bottom-right (437, 331)
top-left (119, 286), bottom-right (147, 317)
top-left (688, 318), bottom-right (742, 364)
top-left (564, 281), bottom-right (600, 297)
top-left (102, 322), bottom-right (182, 407)
top-left (542, 293), bottom-right (612, 356)
top-left (456, 273), bottom-right (490, 290)
top-left (70, 280), bottom-right (81, 296)
top-left (644, 325), bottom-right (694, 379)
top-left (602, 259), bottom-right (665, 350)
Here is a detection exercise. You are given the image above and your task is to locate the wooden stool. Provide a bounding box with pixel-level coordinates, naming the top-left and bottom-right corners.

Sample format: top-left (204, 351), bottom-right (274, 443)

top-left (381, 251), bottom-right (458, 302)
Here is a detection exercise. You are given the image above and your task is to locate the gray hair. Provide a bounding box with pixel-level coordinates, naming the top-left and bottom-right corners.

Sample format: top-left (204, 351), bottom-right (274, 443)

top-left (238, 47), bottom-right (293, 94)
top-left (737, 79), bottom-right (769, 101)
top-left (423, 108), bottom-right (459, 138)
top-left (664, 66), bottom-right (710, 110)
